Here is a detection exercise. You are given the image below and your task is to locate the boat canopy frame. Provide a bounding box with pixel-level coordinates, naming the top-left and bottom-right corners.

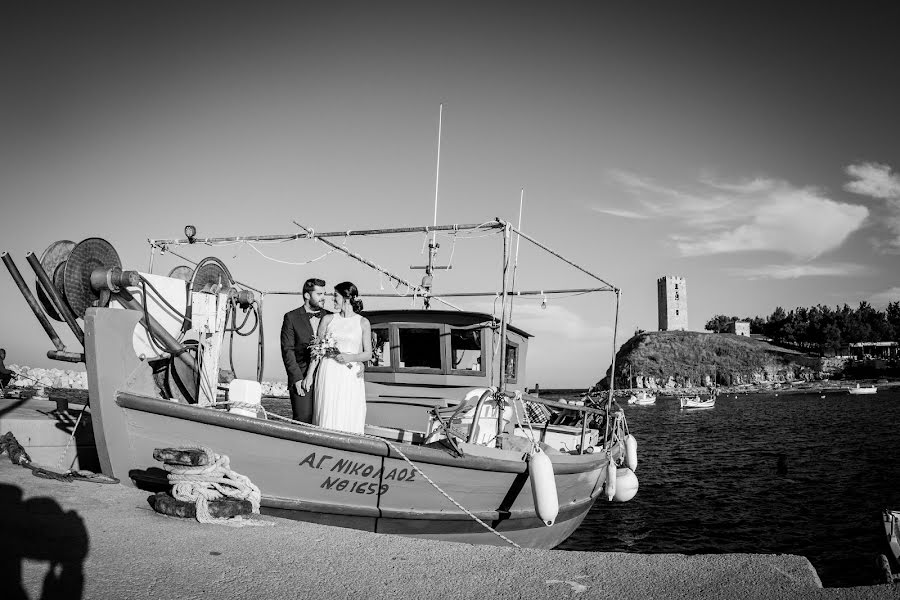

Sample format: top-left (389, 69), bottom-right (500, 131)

top-left (146, 217), bottom-right (624, 438)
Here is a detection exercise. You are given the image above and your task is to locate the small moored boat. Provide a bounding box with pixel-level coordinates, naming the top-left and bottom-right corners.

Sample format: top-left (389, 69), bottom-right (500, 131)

top-left (627, 391), bottom-right (656, 405)
top-left (679, 394), bottom-right (716, 409)
top-left (885, 509), bottom-right (900, 566)
top-left (848, 384), bottom-right (877, 395)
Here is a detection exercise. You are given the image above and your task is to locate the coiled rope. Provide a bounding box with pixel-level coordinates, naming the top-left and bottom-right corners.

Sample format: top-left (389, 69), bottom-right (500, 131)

top-left (161, 446), bottom-right (273, 528)
top-left (215, 401), bottom-right (521, 547)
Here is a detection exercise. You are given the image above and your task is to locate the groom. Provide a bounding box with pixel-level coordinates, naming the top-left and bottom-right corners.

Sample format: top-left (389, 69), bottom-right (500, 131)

top-left (280, 278), bottom-right (327, 422)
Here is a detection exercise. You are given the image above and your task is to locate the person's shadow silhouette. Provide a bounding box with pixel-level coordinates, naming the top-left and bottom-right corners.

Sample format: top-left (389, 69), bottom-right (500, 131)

top-left (0, 483), bottom-right (89, 600)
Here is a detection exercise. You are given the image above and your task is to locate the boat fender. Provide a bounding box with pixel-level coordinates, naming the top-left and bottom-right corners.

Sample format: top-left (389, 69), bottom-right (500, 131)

top-left (624, 434), bottom-right (638, 472)
top-left (605, 460), bottom-right (617, 501)
top-left (613, 467), bottom-right (639, 502)
top-left (529, 448), bottom-right (559, 527)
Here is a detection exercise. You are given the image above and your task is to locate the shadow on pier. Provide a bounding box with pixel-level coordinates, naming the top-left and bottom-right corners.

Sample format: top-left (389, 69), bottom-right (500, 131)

top-left (0, 483), bottom-right (88, 600)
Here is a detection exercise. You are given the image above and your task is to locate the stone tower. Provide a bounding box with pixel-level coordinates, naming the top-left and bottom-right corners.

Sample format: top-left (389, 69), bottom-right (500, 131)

top-left (657, 275), bottom-right (688, 331)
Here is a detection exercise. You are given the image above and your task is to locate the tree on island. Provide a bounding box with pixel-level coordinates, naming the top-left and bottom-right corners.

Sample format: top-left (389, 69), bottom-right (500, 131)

top-left (706, 300), bottom-right (900, 355)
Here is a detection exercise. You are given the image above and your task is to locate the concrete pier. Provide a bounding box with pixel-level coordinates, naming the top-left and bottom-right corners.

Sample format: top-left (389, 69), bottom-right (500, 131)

top-left (1, 458), bottom-right (896, 599)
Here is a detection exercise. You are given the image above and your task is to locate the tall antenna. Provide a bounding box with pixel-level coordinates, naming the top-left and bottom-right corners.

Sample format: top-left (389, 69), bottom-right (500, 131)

top-left (509, 188), bottom-right (524, 321)
top-left (432, 103), bottom-right (443, 246)
top-left (412, 103), bottom-right (449, 308)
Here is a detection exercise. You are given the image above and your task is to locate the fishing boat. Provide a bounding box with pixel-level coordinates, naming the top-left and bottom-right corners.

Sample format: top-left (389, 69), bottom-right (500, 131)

top-left (2, 218), bottom-right (639, 549)
top-left (848, 383), bottom-right (877, 395)
top-left (679, 393), bottom-right (715, 409)
top-left (885, 509), bottom-right (900, 566)
top-left (627, 390), bottom-right (656, 405)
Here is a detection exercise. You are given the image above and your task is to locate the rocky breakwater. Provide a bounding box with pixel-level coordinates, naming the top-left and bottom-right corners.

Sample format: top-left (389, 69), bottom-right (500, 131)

top-left (604, 330), bottom-right (824, 390)
top-left (5, 364), bottom-right (88, 390)
top-left (3, 364), bottom-right (291, 399)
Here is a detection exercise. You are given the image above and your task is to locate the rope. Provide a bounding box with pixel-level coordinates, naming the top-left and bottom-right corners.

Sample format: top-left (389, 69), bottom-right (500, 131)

top-left (211, 401), bottom-right (522, 547)
top-left (247, 242), bottom-right (336, 266)
top-left (55, 408), bottom-right (84, 472)
top-left (161, 446), bottom-right (273, 528)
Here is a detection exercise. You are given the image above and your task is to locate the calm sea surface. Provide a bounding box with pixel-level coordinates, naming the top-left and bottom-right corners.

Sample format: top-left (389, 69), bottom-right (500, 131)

top-left (554, 387), bottom-right (900, 588)
top-left (263, 387), bottom-right (900, 588)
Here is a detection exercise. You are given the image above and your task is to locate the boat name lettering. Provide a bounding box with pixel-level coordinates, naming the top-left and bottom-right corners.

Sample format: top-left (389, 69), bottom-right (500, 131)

top-left (298, 453), bottom-right (416, 482)
top-left (320, 477), bottom-right (388, 495)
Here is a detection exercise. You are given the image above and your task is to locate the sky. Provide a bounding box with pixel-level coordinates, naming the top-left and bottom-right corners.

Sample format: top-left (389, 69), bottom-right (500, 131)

top-left (1, 2), bottom-right (899, 388)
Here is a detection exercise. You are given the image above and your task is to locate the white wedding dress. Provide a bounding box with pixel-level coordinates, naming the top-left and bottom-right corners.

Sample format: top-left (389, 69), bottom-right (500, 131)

top-left (313, 313), bottom-right (366, 434)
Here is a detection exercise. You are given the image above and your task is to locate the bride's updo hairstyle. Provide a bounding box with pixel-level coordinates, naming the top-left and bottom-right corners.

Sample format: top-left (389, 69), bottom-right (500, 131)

top-left (335, 281), bottom-right (363, 313)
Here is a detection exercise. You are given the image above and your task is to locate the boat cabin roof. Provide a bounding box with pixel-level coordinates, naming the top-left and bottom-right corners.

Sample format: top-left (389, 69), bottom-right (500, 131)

top-left (363, 309), bottom-right (532, 338)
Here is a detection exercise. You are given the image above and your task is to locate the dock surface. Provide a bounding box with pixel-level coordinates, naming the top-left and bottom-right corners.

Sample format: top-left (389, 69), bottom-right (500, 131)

top-left (1, 458), bottom-right (896, 599)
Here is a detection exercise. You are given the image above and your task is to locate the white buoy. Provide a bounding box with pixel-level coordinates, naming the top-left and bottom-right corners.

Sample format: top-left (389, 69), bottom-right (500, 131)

top-left (605, 460), bottom-right (617, 501)
top-left (613, 467), bottom-right (639, 502)
top-left (529, 448), bottom-right (559, 526)
top-left (624, 434), bottom-right (638, 472)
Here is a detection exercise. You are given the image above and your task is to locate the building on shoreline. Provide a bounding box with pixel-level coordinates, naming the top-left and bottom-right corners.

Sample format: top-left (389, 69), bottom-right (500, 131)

top-left (726, 320), bottom-right (750, 337)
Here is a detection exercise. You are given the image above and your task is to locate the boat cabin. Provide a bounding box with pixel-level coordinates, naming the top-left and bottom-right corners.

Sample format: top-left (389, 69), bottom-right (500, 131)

top-left (363, 310), bottom-right (531, 432)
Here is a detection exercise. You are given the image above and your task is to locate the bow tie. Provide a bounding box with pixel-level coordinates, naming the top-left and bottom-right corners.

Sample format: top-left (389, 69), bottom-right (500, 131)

top-left (307, 310), bottom-right (323, 317)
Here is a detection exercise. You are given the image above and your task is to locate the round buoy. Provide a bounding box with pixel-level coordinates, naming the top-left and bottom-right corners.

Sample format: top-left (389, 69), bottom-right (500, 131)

top-left (613, 468), bottom-right (639, 502)
top-left (529, 448), bottom-right (559, 526)
top-left (624, 435), bottom-right (638, 472)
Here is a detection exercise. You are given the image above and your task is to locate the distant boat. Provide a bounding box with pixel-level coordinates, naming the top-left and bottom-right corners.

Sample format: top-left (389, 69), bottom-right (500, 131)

top-left (627, 391), bottom-right (656, 405)
top-left (680, 394), bottom-right (715, 409)
top-left (848, 384), bottom-right (877, 395)
top-left (885, 509), bottom-right (900, 566)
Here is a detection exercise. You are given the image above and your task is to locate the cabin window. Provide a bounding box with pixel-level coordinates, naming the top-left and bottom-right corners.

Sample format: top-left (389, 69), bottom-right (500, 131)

top-left (397, 327), bottom-right (442, 369)
top-left (504, 343), bottom-right (518, 383)
top-left (450, 327), bottom-right (483, 374)
top-left (370, 327), bottom-right (392, 367)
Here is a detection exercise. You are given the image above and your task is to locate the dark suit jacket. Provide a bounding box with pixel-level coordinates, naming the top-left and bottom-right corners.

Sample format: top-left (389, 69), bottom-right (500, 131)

top-left (280, 308), bottom-right (324, 386)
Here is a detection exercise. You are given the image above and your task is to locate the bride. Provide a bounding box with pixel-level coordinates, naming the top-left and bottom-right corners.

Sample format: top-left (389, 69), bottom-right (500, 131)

top-left (303, 281), bottom-right (372, 434)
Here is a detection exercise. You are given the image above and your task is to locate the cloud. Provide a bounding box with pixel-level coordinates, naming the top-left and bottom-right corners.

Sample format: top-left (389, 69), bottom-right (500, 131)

top-left (608, 169), bottom-right (869, 259)
top-left (869, 287), bottom-right (900, 307)
top-left (725, 262), bottom-right (872, 280)
top-left (591, 207), bottom-right (649, 219)
top-left (844, 162), bottom-right (900, 199)
top-left (844, 161), bottom-right (900, 252)
top-left (675, 187), bottom-right (868, 259)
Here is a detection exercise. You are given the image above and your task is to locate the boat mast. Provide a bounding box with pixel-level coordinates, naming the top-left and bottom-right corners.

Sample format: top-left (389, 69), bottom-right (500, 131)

top-left (497, 221), bottom-right (511, 395)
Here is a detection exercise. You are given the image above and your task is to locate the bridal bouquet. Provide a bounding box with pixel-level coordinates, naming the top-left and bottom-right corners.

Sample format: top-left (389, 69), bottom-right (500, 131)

top-left (308, 334), bottom-right (352, 369)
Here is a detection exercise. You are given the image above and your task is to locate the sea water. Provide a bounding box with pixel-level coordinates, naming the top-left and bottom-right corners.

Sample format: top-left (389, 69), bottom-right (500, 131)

top-left (262, 387), bottom-right (900, 587)
top-left (555, 387), bottom-right (900, 587)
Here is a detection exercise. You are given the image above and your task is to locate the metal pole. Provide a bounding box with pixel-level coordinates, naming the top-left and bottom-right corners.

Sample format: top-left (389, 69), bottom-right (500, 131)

top-left (605, 289), bottom-right (622, 442)
top-left (25, 252), bottom-right (85, 346)
top-left (148, 222), bottom-right (503, 247)
top-left (263, 286), bottom-right (613, 297)
top-left (148, 245), bottom-right (156, 274)
top-left (2, 252), bottom-right (66, 352)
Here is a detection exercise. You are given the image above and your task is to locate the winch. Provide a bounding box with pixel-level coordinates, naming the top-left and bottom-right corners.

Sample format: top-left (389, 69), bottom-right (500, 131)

top-left (2, 236), bottom-right (259, 405)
